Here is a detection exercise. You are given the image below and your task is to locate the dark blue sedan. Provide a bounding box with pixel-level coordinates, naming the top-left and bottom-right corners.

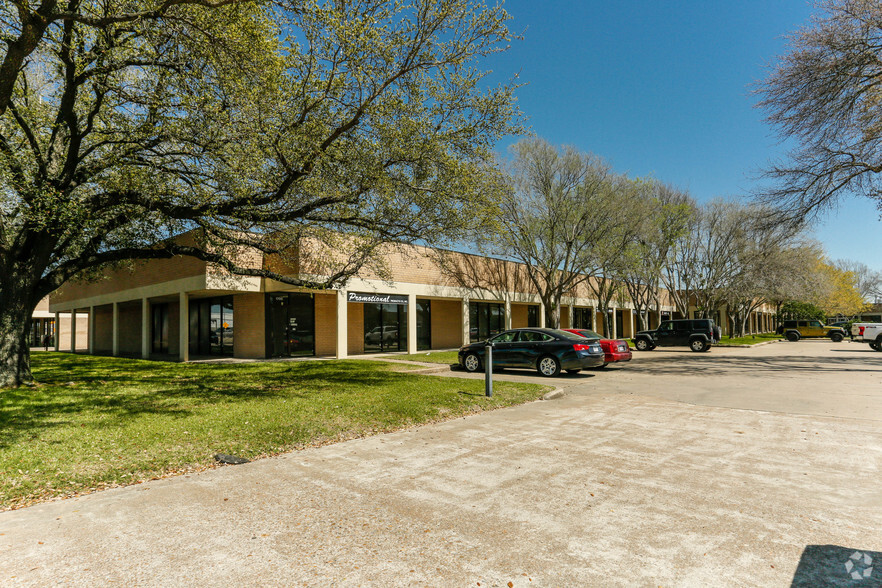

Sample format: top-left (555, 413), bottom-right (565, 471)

top-left (458, 328), bottom-right (605, 377)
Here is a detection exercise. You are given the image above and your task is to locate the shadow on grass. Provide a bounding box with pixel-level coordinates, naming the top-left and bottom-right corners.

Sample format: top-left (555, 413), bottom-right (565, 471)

top-left (0, 354), bottom-right (416, 450)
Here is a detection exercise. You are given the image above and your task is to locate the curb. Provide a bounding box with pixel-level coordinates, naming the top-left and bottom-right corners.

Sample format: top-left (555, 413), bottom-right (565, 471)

top-left (542, 388), bottom-right (565, 401)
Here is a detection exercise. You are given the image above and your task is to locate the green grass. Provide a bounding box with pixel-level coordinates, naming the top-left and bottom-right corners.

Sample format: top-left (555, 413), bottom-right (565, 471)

top-left (0, 353), bottom-right (549, 510)
top-left (379, 350), bottom-right (460, 364)
top-left (715, 333), bottom-right (780, 346)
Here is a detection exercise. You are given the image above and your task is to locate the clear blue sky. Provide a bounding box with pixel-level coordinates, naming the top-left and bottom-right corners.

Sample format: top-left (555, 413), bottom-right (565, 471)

top-left (484, 0), bottom-right (882, 270)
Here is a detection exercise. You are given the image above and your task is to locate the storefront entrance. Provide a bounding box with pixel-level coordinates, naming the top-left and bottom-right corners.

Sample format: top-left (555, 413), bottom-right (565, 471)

top-left (363, 303), bottom-right (407, 353)
top-left (267, 293), bottom-right (315, 357)
top-left (188, 296), bottom-right (234, 356)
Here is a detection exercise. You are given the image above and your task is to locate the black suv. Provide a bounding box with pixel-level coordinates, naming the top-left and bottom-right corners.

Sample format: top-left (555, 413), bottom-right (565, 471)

top-left (634, 319), bottom-right (721, 352)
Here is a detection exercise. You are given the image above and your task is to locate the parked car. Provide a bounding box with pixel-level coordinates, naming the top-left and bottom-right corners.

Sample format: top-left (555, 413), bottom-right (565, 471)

top-left (365, 326), bottom-right (398, 344)
top-left (633, 319), bottom-right (721, 352)
top-left (851, 323), bottom-right (882, 350)
top-left (458, 328), bottom-right (605, 377)
top-left (776, 320), bottom-right (846, 342)
top-left (562, 328), bottom-right (632, 368)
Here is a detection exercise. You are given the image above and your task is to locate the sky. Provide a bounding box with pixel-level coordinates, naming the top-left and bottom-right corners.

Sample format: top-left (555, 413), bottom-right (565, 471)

top-left (483, 0), bottom-right (882, 270)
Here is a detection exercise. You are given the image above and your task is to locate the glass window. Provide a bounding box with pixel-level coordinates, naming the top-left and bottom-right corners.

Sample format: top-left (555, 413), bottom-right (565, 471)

top-left (188, 296), bottom-right (234, 356)
top-left (151, 303), bottom-right (169, 354)
top-left (267, 293), bottom-right (315, 357)
top-left (416, 300), bottom-right (431, 350)
top-left (469, 302), bottom-right (505, 342)
top-left (659, 321), bottom-right (673, 332)
top-left (363, 303), bottom-right (407, 353)
top-left (527, 305), bottom-right (539, 327)
top-left (491, 331), bottom-right (517, 343)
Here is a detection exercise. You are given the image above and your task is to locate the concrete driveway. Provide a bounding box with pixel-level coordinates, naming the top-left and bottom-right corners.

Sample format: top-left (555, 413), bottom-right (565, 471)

top-left (2, 340), bottom-right (881, 586)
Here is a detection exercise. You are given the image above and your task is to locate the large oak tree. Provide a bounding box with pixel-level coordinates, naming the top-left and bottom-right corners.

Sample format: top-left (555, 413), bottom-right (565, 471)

top-left (0, 0), bottom-right (520, 387)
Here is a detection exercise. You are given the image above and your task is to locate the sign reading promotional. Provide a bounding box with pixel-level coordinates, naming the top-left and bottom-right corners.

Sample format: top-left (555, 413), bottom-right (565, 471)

top-left (347, 291), bottom-right (408, 305)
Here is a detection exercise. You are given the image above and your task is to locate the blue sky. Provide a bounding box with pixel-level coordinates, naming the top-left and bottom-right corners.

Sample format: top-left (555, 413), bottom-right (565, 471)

top-left (485, 0), bottom-right (882, 269)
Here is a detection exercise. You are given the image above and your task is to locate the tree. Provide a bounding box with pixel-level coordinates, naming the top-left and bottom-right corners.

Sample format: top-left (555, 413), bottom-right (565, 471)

top-left (474, 138), bottom-right (618, 329)
top-left (0, 0), bottom-right (520, 387)
top-left (757, 0), bottom-right (882, 225)
top-left (834, 259), bottom-right (882, 302)
top-left (618, 181), bottom-right (692, 331)
top-left (815, 260), bottom-right (868, 316)
top-left (581, 174), bottom-right (646, 338)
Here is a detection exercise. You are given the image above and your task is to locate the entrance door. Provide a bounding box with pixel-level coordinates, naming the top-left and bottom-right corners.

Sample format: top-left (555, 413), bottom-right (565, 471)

top-left (267, 293), bottom-right (315, 357)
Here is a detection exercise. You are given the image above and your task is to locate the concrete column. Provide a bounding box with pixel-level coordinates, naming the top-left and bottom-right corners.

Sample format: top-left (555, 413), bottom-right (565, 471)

top-left (629, 309), bottom-right (635, 339)
top-left (568, 304), bottom-right (574, 329)
top-left (141, 298), bottom-right (150, 359)
top-left (88, 306), bottom-right (94, 354)
top-left (54, 312), bottom-right (60, 351)
top-left (610, 306), bottom-right (618, 339)
top-left (70, 309), bottom-right (77, 353)
top-left (112, 302), bottom-right (120, 357)
top-left (336, 290), bottom-right (348, 359)
top-left (407, 294), bottom-right (418, 355)
top-left (504, 297), bottom-right (512, 330)
top-left (462, 297), bottom-right (470, 345)
top-left (179, 291), bottom-right (189, 362)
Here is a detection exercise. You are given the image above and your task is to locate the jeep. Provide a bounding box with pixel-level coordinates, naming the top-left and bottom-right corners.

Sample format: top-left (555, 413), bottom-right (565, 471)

top-left (775, 320), bottom-right (845, 342)
top-left (633, 319), bottom-right (721, 352)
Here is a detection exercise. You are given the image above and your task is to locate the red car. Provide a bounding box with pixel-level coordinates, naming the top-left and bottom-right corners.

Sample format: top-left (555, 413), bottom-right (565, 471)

top-left (563, 329), bottom-right (632, 368)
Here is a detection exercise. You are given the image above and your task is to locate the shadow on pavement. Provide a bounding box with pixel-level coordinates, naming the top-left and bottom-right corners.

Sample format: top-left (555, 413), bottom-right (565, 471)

top-left (791, 545), bottom-right (880, 587)
top-left (627, 354), bottom-right (882, 378)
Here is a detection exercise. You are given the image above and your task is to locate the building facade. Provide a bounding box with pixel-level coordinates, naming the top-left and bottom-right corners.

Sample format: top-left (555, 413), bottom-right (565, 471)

top-left (48, 238), bottom-right (776, 361)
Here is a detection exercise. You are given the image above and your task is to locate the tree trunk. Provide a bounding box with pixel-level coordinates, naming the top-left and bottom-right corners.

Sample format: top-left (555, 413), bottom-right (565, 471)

top-left (544, 298), bottom-right (560, 329)
top-left (0, 291), bottom-right (38, 388)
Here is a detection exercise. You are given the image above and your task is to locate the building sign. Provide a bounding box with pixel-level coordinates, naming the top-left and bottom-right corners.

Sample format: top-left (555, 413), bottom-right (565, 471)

top-left (347, 291), bottom-right (408, 305)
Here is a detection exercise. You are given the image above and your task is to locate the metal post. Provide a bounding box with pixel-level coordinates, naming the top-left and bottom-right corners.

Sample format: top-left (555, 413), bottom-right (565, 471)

top-left (484, 343), bottom-right (492, 397)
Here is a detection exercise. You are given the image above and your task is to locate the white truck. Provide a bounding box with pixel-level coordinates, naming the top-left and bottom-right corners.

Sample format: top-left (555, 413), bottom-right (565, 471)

top-left (851, 323), bottom-right (882, 351)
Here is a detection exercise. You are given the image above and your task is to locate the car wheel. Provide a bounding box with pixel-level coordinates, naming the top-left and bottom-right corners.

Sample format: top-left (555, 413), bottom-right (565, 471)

top-left (830, 332), bottom-right (844, 342)
top-left (536, 355), bottom-right (561, 377)
top-left (690, 339), bottom-right (708, 352)
top-left (870, 341), bottom-right (880, 351)
top-left (785, 331), bottom-right (800, 342)
top-left (565, 369), bottom-right (581, 374)
top-left (463, 353), bottom-right (481, 373)
top-left (874, 339), bottom-right (882, 351)
top-left (635, 338), bottom-right (651, 351)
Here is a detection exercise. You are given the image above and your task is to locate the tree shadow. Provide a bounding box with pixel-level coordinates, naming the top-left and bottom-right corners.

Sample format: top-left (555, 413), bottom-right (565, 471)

top-left (0, 355), bottom-right (415, 450)
top-left (791, 545), bottom-right (880, 586)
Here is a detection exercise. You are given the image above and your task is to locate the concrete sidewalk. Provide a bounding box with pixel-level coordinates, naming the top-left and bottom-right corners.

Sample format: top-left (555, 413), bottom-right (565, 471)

top-left (2, 342), bottom-right (881, 586)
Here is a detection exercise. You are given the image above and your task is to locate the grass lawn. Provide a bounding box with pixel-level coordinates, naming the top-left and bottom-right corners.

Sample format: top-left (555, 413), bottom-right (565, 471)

top-left (715, 333), bottom-right (781, 346)
top-left (379, 350), bottom-right (460, 364)
top-left (0, 353), bottom-right (549, 510)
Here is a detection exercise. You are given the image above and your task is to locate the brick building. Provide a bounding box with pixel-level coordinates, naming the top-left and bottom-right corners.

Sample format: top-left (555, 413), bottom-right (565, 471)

top-left (48, 236), bottom-right (775, 361)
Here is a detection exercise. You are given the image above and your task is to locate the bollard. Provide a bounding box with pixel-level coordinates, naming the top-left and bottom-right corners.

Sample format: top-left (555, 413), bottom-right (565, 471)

top-left (485, 343), bottom-right (493, 397)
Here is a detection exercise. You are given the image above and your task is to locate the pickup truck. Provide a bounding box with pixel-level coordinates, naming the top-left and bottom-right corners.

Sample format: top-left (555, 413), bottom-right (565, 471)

top-left (851, 323), bottom-right (882, 351)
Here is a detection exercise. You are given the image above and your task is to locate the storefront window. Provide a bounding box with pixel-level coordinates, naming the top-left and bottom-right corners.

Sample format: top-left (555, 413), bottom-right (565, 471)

top-left (188, 296), bottom-right (234, 356)
top-left (363, 303), bottom-right (407, 353)
top-left (267, 293), bottom-right (315, 357)
top-left (573, 307), bottom-right (593, 330)
top-left (469, 302), bottom-right (505, 342)
top-left (151, 303), bottom-right (169, 354)
top-left (527, 305), bottom-right (539, 328)
top-left (416, 300), bottom-right (431, 350)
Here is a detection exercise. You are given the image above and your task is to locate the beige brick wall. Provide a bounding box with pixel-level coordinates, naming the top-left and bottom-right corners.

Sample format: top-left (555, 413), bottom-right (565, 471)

top-left (430, 299), bottom-right (462, 349)
top-left (234, 293), bottom-right (266, 359)
top-left (57, 315), bottom-right (89, 350)
top-left (92, 305), bottom-right (113, 353)
top-left (52, 232), bottom-right (208, 305)
top-left (315, 293), bottom-right (337, 356)
top-left (347, 302), bottom-right (364, 355)
top-left (511, 304), bottom-right (528, 328)
top-left (560, 306), bottom-right (570, 329)
top-left (118, 302), bottom-right (142, 356)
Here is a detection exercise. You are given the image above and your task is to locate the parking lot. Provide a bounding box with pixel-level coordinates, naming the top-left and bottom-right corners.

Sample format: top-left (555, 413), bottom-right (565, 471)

top-left (2, 340), bottom-right (881, 586)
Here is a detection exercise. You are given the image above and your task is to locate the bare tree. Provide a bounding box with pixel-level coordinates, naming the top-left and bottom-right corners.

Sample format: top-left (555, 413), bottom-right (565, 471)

top-left (834, 259), bottom-right (882, 302)
top-left (756, 0), bottom-right (882, 225)
top-left (618, 181), bottom-right (693, 331)
top-left (473, 138), bottom-right (617, 328)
